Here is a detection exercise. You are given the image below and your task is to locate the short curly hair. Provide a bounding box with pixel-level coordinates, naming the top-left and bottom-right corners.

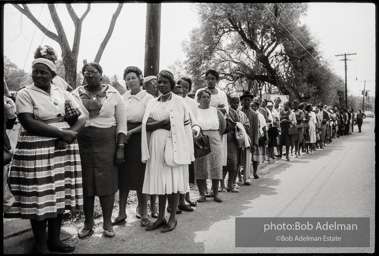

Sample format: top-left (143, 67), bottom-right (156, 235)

top-left (123, 66), bottom-right (143, 85)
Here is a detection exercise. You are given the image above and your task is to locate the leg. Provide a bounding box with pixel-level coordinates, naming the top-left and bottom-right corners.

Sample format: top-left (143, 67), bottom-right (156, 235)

top-left (294, 141), bottom-right (299, 157)
top-left (285, 146), bottom-right (290, 161)
top-left (196, 179), bottom-right (206, 202)
top-left (114, 189), bottom-right (129, 223)
top-left (212, 179), bottom-right (222, 202)
top-left (167, 193), bottom-right (179, 225)
top-left (227, 169), bottom-right (238, 192)
top-left (30, 219), bottom-right (48, 253)
top-left (99, 194), bottom-right (115, 232)
top-left (149, 195), bottom-right (157, 216)
top-left (47, 214), bottom-right (75, 252)
top-left (137, 190), bottom-right (150, 226)
top-left (221, 167), bottom-right (228, 191)
top-left (83, 195), bottom-right (95, 230)
top-left (252, 161), bottom-right (259, 178)
top-left (145, 194), bottom-right (168, 231)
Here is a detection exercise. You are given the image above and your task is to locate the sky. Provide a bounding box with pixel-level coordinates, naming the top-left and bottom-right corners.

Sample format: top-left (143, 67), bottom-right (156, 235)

top-left (3, 2), bottom-right (376, 97)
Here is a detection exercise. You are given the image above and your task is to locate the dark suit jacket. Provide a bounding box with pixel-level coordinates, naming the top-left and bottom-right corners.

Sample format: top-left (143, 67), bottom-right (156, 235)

top-left (241, 107), bottom-right (259, 146)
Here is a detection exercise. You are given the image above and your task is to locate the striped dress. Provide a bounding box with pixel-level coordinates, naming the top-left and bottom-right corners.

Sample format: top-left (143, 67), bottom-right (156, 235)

top-left (4, 85), bottom-right (83, 221)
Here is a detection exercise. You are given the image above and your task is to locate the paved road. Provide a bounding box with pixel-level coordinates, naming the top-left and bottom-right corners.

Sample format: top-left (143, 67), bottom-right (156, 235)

top-left (4, 118), bottom-right (375, 254)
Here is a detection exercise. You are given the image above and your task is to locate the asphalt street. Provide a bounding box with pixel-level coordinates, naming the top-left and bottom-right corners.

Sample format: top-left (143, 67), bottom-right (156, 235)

top-left (3, 118), bottom-right (376, 254)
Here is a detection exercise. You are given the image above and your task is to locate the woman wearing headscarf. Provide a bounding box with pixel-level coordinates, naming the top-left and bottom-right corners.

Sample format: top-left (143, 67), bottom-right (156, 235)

top-left (277, 101), bottom-right (296, 161)
top-left (141, 70), bottom-right (200, 233)
top-left (194, 89), bottom-right (226, 202)
top-left (71, 62), bottom-right (127, 238)
top-left (33, 45), bottom-right (73, 92)
top-left (112, 66), bottom-right (154, 228)
top-left (4, 58), bottom-right (85, 253)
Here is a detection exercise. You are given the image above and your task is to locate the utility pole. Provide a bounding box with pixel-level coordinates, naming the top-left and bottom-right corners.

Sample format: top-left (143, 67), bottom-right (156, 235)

top-left (335, 52), bottom-right (356, 108)
top-left (144, 3), bottom-right (161, 77)
top-left (362, 80), bottom-right (366, 111)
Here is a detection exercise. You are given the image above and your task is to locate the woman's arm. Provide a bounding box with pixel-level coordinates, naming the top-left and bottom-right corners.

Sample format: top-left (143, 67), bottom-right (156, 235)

top-left (217, 109), bottom-right (226, 135)
top-left (18, 113), bottom-right (76, 143)
top-left (146, 117), bottom-right (171, 132)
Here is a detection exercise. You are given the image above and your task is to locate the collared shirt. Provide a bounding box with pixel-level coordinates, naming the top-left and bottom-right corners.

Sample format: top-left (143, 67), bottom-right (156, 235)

top-left (122, 90), bottom-right (153, 123)
top-left (71, 84), bottom-right (127, 135)
top-left (16, 84), bottom-right (78, 121)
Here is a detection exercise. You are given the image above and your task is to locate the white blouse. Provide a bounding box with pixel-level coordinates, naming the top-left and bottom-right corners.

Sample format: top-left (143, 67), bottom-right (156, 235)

top-left (196, 106), bottom-right (219, 130)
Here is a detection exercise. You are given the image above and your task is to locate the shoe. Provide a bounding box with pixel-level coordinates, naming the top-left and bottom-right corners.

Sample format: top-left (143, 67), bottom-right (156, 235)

top-left (103, 229), bottom-right (115, 238)
top-left (244, 180), bottom-right (251, 185)
top-left (214, 195), bottom-right (223, 203)
top-left (233, 184), bottom-right (240, 189)
top-left (136, 213), bottom-right (141, 219)
top-left (141, 217), bottom-right (151, 227)
top-left (146, 219), bottom-right (167, 231)
top-left (78, 223), bottom-right (94, 239)
top-left (286, 156), bottom-right (290, 161)
top-left (161, 219), bottom-right (177, 233)
top-left (112, 216), bottom-right (127, 225)
top-left (151, 212), bottom-right (159, 218)
top-left (197, 195), bottom-right (206, 203)
top-left (47, 241), bottom-right (75, 253)
top-left (178, 204), bottom-right (194, 212)
top-left (185, 198), bottom-right (197, 207)
top-left (205, 191), bottom-right (214, 198)
top-left (167, 207), bottom-right (182, 214)
top-left (226, 187), bottom-right (239, 193)
top-left (253, 174), bottom-right (259, 179)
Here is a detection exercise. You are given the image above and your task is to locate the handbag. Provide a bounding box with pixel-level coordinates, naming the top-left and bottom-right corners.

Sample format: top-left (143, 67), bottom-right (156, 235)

top-left (288, 126), bottom-right (298, 136)
top-left (3, 146), bottom-right (12, 166)
top-left (235, 126), bottom-right (245, 148)
top-left (223, 117), bottom-right (236, 134)
top-left (164, 136), bottom-right (179, 167)
top-left (193, 129), bottom-right (211, 158)
top-left (64, 100), bottom-right (81, 126)
top-left (258, 133), bottom-right (266, 147)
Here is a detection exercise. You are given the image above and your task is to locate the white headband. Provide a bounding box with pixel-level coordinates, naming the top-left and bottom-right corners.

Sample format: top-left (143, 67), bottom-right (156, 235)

top-left (32, 58), bottom-right (56, 72)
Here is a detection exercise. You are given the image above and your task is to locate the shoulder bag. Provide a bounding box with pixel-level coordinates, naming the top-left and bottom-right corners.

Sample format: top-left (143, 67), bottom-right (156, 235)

top-left (288, 125), bottom-right (298, 136)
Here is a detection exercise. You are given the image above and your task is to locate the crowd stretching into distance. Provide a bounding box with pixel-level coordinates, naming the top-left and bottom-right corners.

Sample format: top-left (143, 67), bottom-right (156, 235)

top-left (3, 45), bottom-right (368, 254)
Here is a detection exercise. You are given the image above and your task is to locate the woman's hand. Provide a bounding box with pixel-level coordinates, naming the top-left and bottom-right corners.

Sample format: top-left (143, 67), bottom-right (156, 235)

top-left (55, 139), bottom-right (68, 149)
top-left (124, 131), bottom-right (133, 144)
top-left (59, 129), bottom-right (77, 144)
top-left (115, 145), bottom-right (125, 165)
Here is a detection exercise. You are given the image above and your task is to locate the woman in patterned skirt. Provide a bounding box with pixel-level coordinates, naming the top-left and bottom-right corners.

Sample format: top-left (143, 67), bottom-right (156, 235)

top-left (4, 58), bottom-right (85, 254)
top-left (194, 89), bottom-right (226, 203)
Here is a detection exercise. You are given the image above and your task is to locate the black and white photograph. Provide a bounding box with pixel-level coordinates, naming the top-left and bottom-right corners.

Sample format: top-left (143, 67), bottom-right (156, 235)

top-left (2, 2), bottom-right (375, 254)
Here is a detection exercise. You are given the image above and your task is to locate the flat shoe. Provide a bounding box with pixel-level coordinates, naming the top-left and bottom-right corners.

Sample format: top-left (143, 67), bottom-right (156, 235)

top-left (186, 199), bottom-right (197, 207)
top-left (244, 180), bottom-right (251, 185)
top-left (151, 213), bottom-right (158, 218)
top-left (136, 213), bottom-right (141, 219)
top-left (141, 217), bottom-right (151, 227)
top-left (214, 195), bottom-right (223, 203)
top-left (226, 187), bottom-right (239, 193)
top-left (103, 229), bottom-right (115, 238)
top-left (197, 195), bottom-right (206, 203)
top-left (178, 204), bottom-right (193, 212)
top-left (47, 241), bottom-right (75, 253)
top-left (78, 227), bottom-right (93, 239)
top-left (167, 207), bottom-right (182, 214)
top-left (205, 191), bottom-right (213, 198)
top-left (112, 216), bottom-right (126, 225)
top-left (253, 174), bottom-right (259, 179)
top-left (146, 219), bottom-right (167, 231)
top-left (161, 219), bottom-right (177, 233)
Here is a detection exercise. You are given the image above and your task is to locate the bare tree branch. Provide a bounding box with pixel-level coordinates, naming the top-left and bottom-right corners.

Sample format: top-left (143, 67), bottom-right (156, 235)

top-left (47, 4), bottom-right (71, 52)
top-left (12, 4), bottom-right (60, 43)
top-left (94, 3), bottom-right (123, 63)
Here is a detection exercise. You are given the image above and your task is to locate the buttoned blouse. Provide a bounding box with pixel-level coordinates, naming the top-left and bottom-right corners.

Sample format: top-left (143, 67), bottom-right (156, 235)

top-left (195, 88), bottom-right (229, 114)
top-left (122, 90), bottom-right (153, 123)
top-left (16, 84), bottom-right (79, 121)
top-left (71, 84), bottom-right (127, 135)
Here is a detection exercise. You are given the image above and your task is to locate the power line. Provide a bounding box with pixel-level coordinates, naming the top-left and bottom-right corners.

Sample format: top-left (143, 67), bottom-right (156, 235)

top-left (23, 4), bottom-right (45, 71)
top-left (265, 4), bottom-right (319, 63)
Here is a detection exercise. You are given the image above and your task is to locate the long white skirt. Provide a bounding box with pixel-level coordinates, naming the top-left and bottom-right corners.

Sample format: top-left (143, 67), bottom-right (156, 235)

top-left (142, 129), bottom-right (190, 195)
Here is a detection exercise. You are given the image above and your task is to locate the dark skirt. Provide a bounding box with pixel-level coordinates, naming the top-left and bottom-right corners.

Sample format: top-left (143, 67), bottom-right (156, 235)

top-left (293, 127), bottom-right (304, 142)
top-left (118, 122), bottom-right (146, 191)
top-left (268, 127), bottom-right (278, 147)
top-left (225, 130), bottom-right (238, 170)
top-left (77, 126), bottom-right (118, 197)
top-left (280, 122), bottom-right (294, 147)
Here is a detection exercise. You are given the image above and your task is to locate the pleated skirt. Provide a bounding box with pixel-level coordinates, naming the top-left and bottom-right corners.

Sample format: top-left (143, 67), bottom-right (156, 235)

top-left (4, 123), bottom-right (83, 221)
top-left (142, 129), bottom-right (189, 195)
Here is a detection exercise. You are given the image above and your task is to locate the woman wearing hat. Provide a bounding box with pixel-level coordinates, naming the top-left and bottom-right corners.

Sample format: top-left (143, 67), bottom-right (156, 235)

top-left (143, 76), bottom-right (159, 98)
top-left (5, 57), bottom-right (85, 253)
top-left (141, 70), bottom-right (200, 232)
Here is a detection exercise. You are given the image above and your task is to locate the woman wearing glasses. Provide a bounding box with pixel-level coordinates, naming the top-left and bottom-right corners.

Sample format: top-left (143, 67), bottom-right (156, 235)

top-left (71, 62), bottom-right (127, 238)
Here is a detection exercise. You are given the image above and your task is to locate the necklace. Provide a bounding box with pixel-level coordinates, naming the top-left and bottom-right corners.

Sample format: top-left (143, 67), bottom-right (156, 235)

top-left (160, 92), bottom-right (172, 102)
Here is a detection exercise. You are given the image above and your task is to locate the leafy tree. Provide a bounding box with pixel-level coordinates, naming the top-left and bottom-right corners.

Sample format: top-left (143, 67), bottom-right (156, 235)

top-left (12, 3), bottom-right (123, 88)
top-left (183, 3), bottom-right (344, 105)
top-left (3, 56), bottom-right (28, 91)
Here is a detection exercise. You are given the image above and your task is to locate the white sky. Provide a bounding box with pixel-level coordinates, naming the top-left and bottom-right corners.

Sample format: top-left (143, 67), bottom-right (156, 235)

top-left (3, 2), bottom-right (376, 97)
